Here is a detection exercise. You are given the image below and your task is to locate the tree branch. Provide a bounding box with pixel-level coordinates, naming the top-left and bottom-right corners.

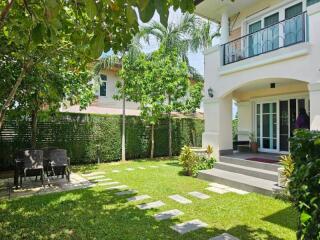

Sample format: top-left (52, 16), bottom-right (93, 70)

top-left (0, 59), bottom-right (33, 129)
top-left (0, 0), bottom-right (14, 29)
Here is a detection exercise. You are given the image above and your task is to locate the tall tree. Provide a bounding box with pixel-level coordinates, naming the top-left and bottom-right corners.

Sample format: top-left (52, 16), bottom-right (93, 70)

top-left (140, 13), bottom-right (217, 156)
top-left (94, 38), bottom-right (142, 161)
top-left (0, 0), bottom-right (196, 129)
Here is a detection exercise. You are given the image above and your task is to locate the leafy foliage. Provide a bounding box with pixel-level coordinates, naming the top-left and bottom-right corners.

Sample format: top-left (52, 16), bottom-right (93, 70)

top-left (280, 155), bottom-right (295, 180)
top-left (179, 146), bottom-right (216, 176)
top-left (0, 0), bottom-right (196, 128)
top-left (0, 112), bottom-right (204, 169)
top-left (289, 130), bottom-right (320, 240)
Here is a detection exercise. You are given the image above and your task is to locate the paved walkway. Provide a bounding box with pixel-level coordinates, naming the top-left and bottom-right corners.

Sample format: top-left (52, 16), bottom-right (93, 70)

top-left (82, 168), bottom-right (241, 239)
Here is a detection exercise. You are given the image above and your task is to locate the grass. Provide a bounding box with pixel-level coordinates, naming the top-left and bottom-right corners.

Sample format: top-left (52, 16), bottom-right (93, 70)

top-left (0, 158), bottom-right (298, 240)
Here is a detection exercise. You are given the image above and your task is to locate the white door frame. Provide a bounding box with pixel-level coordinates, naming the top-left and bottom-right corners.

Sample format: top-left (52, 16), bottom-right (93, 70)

top-left (253, 93), bottom-right (309, 153)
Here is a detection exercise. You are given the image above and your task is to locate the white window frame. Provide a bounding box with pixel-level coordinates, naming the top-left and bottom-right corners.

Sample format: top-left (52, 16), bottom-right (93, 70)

top-left (99, 74), bottom-right (107, 97)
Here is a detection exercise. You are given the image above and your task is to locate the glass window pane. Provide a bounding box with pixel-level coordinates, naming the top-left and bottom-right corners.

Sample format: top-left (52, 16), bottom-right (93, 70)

top-left (263, 138), bottom-right (270, 149)
top-left (100, 82), bottom-right (107, 97)
top-left (298, 99), bottom-right (305, 112)
top-left (307, 0), bottom-right (320, 7)
top-left (257, 115), bottom-right (261, 137)
top-left (263, 115), bottom-right (270, 137)
top-left (257, 104), bottom-right (260, 114)
top-left (100, 74), bottom-right (107, 81)
top-left (263, 104), bottom-right (270, 113)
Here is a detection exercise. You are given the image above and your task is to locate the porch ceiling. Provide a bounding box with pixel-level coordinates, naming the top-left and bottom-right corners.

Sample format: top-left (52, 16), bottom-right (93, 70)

top-left (232, 78), bottom-right (309, 101)
top-left (195, 0), bottom-right (259, 22)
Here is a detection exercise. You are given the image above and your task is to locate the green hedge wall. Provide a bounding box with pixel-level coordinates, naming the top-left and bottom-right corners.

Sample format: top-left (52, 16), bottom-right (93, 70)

top-left (0, 112), bottom-right (204, 169)
top-left (289, 130), bottom-right (320, 240)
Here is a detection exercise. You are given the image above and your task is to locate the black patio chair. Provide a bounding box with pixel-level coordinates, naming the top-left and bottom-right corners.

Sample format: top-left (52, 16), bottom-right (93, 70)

top-left (46, 149), bottom-right (70, 182)
top-left (21, 150), bottom-right (45, 187)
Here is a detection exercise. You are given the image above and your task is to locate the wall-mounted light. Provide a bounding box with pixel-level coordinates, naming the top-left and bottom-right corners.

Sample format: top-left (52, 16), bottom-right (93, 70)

top-left (208, 88), bottom-right (214, 98)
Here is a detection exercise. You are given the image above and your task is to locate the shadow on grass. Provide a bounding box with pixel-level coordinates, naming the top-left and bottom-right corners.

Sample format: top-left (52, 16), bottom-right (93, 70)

top-left (71, 164), bottom-right (99, 173)
top-left (262, 206), bottom-right (299, 231)
top-left (0, 187), bottom-right (289, 240)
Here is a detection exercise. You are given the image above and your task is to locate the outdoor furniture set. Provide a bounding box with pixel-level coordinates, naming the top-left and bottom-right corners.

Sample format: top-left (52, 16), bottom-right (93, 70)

top-left (14, 148), bottom-right (71, 189)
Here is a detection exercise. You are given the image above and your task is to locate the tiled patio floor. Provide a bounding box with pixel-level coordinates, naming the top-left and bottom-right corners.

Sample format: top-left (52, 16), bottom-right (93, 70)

top-left (0, 173), bottom-right (92, 200)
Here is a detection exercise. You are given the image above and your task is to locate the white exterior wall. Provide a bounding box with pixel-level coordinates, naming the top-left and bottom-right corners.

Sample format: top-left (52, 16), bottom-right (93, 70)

top-left (95, 71), bottom-right (139, 110)
top-left (237, 102), bottom-right (252, 141)
top-left (201, 0), bottom-right (320, 157)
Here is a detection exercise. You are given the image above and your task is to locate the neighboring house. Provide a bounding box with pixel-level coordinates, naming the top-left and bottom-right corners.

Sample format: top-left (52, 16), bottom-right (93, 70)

top-left (61, 67), bottom-right (141, 116)
top-left (195, 0), bottom-right (320, 158)
top-left (62, 66), bottom-right (204, 117)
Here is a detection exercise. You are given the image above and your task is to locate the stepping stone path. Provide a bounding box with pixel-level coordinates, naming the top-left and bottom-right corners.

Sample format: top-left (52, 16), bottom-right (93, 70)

top-left (170, 219), bottom-right (208, 234)
top-left (137, 201), bottom-right (165, 210)
top-left (115, 190), bottom-right (137, 196)
top-left (106, 185), bottom-right (128, 190)
top-left (138, 167), bottom-right (146, 170)
top-left (127, 195), bottom-right (151, 202)
top-left (154, 209), bottom-right (184, 221)
top-left (209, 233), bottom-right (239, 240)
top-left (206, 187), bottom-right (230, 194)
top-left (208, 183), bottom-right (248, 195)
top-left (87, 175), bottom-right (105, 180)
top-left (112, 170), bottom-right (120, 173)
top-left (99, 181), bottom-right (119, 186)
top-left (188, 191), bottom-right (210, 200)
top-left (126, 168), bottom-right (134, 171)
top-left (91, 178), bottom-right (112, 183)
top-left (169, 195), bottom-right (192, 204)
top-left (82, 172), bottom-right (105, 177)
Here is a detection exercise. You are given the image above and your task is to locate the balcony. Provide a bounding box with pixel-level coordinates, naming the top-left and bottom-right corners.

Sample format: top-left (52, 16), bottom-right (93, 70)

top-left (222, 12), bottom-right (307, 66)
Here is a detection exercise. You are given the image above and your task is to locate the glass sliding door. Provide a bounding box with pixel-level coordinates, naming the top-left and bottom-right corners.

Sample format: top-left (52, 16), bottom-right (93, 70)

top-left (280, 101), bottom-right (289, 151)
top-left (258, 98), bottom-right (309, 153)
top-left (257, 102), bottom-right (278, 151)
top-left (263, 13), bottom-right (280, 52)
top-left (284, 3), bottom-right (303, 46)
top-left (249, 21), bottom-right (262, 57)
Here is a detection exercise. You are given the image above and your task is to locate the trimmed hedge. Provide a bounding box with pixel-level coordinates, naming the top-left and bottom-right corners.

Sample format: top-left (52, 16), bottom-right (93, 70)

top-left (0, 112), bottom-right (204, 169)
top-left (289, 130), bottom-right (320, 240)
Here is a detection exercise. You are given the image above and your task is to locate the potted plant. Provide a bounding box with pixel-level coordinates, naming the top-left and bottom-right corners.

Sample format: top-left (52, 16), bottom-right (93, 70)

top-left (249, 132), bottom-right (258, 153)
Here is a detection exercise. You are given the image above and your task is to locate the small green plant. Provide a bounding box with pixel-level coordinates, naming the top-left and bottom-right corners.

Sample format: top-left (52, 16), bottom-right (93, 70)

top-left (179, 146), bottom-right (216, 177)
top-left (249, 132), bottom-right (257, 143)
top-left (280, 155), bottom-right (295, 180)
top-left (179, 146), bottom-right (199, 176)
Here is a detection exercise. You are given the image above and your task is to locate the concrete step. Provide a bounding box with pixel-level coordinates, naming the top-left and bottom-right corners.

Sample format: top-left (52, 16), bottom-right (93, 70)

top-left (214, 162), bottom-right (278, 182)
top-left (237, 145), bottom-right (251, 153)
top-left (198, 168), bottom-right (278, 196)
top-left (220, 156), bottom-right (280, 172)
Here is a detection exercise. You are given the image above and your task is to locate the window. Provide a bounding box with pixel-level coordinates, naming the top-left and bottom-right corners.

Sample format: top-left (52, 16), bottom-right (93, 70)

top-left (307, 0), bottom-right (320, 6)
top-left (100, 74), bottom-right (107, 97)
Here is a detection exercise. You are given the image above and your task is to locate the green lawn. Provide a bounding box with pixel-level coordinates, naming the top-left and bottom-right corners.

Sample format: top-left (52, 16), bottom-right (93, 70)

top-left (0, 159), bottom-right (298, 240)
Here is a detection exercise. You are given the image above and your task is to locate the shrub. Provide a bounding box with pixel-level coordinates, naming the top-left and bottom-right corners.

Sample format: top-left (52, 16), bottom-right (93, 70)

top-left (0, 112), bottom-right (204, 169)
top-left (179, 145), bottom-right (216, 177)
top-left (289, 129), bottom-right (320, 240)
top-left (280, 155), bottom-right (295, 180)
top-left (179, 146), bottom-right (199, 176)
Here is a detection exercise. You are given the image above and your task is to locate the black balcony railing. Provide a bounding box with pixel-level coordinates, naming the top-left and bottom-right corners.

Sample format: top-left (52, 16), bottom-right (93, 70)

top-left (222, 12), bottom-right (307, 65)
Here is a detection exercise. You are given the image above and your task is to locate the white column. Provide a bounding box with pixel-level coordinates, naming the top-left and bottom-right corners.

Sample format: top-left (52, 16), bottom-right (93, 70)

top-left (202, 94), bottom-right (233, 159)
top-left (309, 83), bottom-right (320, 131)
top-left (237, 101), bottom-right (252, 141)
top-left (220, 11), bottom-right (229, 44)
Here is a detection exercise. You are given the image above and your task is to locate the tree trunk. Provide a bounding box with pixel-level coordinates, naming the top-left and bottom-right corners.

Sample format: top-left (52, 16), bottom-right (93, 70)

top-left (31, 109), bottom-right (38, 149)
top-left (0, 0), bottom-right (14, 29)
top-left (168, 96), bottom-right (172, 157)
top-left (168, 112), bottom-right (172, 157)
top-left (150, 124), bottom-right (154, 159)
top-left (0, 60), bottom-right (32, 129)
top-left (121, 81), bottom-right (126, 161)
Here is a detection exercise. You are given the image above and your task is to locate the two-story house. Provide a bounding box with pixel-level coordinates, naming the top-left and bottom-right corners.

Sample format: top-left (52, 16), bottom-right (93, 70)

top-left (194, 0), bottom-right (320, 194)
top-left (196, 0), bottom-right (320, 156)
